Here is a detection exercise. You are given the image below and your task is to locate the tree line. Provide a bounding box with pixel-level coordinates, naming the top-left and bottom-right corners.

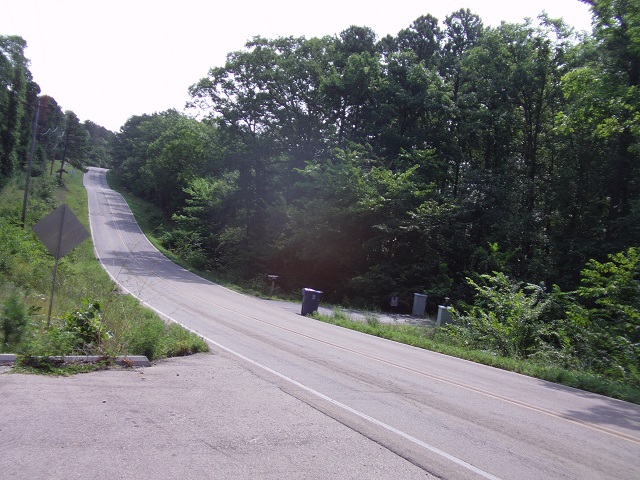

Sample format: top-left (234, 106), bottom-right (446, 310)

top-left (111, 4), bottom-right (638, 307)
top-left (0, 35), bottom-right (113, 190)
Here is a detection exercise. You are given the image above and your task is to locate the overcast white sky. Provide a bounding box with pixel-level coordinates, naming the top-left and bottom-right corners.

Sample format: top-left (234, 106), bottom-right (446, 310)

top-left (2, 0), bottom-right (593, 132)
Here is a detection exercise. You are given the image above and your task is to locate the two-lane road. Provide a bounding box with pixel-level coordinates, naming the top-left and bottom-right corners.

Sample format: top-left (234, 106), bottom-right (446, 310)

top-left (84, 167), bottom-right (640, 480)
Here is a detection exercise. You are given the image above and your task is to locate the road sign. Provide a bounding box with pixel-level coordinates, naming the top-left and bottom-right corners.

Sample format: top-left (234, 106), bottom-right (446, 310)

top-left (33, 204), bottom-right (90, 260)
top-left (32, 204), bottom-right (90, 326)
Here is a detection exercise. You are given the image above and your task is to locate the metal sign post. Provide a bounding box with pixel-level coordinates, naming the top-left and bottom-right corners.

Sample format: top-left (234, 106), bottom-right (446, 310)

top-left (32, 204), bottom-right (90, 327)
top-left (45, 205), bottom-right (66, 327)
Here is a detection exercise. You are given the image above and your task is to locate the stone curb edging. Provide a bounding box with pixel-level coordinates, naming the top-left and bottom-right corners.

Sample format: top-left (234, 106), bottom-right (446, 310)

top-left (0, 353), bottom-right (150, 367)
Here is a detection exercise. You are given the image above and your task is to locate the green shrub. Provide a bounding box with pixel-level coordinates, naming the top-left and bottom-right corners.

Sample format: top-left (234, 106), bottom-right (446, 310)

top-left (332, 308), bottom-right (350, 322)
top-left (20, 324), bottom-right (78, 357)
top-left (1, 291), bottom-right (29, 352)
top-left (365, 313), bottom-right (381, 327)
top-left (18, 301), bottom-right (111, 358)
top-left (60, 301), bottom-right (111, 354)
top-left (439, 273), bottom-right (554, 358)
top-left (566, 247), bottom-right (640, 384)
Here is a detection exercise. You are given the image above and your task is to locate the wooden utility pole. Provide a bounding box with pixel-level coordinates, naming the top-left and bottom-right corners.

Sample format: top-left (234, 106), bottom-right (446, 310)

top-left (21, 100), bottom-right (40, 229)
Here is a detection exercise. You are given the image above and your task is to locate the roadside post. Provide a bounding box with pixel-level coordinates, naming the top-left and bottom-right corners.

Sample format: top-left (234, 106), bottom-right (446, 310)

top-left (390, 294), bottom-right (399, 318)
top-left (267, 275), bottom-right (279, 296)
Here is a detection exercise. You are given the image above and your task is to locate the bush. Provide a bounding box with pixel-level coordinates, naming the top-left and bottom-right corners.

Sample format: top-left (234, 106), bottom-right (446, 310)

top-left (18, 301), bottom-right (111, 358)
top-left (439, 273), bottom-right (554, 358)
top-left (567, 247), bottom-right (640, 384)
top-left (1, 291), bottom-right (29, 352)
top-left (123, 313), bottom-right (209, 360)
top-left (60, 301), bottom-right (111, 354)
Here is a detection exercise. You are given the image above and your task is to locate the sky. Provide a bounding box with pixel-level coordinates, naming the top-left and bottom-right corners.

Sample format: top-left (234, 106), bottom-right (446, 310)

top-left (1, 0), bottom-right (594, 132)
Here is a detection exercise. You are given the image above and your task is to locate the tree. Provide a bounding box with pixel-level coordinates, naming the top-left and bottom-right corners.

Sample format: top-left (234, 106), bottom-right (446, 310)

top-left (579, 0), bottom-right (640, 228)
top-left (396, 14), bottom-right (442, 66)
top-left (440, 9), bottom-right (484, 198)
top-left (142, 112), bottom-right (218, 214)
top-left (567, 246), bottom-right (640, 379)
top-left (37, 95), bottom-right (66, 176)
top-left (110, 113), bottom-right (156, 196)
top-left (189, 36), bottom-right (342, 258)
top-left (83, 120), bottom-right (114, 168)
top-left (0, 35), bottom-right (29, 186)
top-left (111, 111), bottom-right (219, 216)
top-left (453, 19), bottom-right (575, 280)
top-left (58, 111), bottom-right (88, 179)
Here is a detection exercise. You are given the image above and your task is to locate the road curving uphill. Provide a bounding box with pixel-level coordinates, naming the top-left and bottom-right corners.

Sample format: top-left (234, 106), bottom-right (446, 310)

top-left (5, 167), bottom-right (634, 480)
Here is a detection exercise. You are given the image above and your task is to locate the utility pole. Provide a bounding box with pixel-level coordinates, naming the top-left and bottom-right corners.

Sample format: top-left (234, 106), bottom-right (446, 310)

top-left (21, 99), bottom-right (40, 229)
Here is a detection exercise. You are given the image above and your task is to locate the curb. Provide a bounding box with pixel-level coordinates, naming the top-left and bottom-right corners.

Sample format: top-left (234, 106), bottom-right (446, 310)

top-left (0, 354), bottom-right (150, 367)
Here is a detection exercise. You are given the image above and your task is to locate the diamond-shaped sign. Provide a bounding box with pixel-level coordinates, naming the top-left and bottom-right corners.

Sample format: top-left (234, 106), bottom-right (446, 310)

top-left (33, 204), bottom-right (90, 260)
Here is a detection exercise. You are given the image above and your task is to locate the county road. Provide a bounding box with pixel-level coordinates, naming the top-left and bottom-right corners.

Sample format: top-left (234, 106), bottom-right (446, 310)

top-left (83, 167), bottom-right (640, 480)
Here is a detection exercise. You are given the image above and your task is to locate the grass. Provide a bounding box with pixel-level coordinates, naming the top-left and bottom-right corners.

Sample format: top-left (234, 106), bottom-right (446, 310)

top-left (0, 166), bottom-right (209, 372)
top-left (13, 357), bottom-right (115, 375)
top-left (311, 310), bottom-right (640, 404)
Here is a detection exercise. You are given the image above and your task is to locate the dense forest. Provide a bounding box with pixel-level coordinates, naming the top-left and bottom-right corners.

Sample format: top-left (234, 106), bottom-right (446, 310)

top-left (2, 1), bottom-right (639, 386)
top-left (109, 4), bottom-right (638, 304)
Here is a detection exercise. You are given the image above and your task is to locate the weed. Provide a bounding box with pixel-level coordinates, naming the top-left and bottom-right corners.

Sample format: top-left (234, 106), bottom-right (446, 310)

top-left (365, 313), bottom-right (380, 327)
top-left (1, 290), bottom-right (29, 352)
top-left (124, 312), bottom-right (166, 360)
top-left (332, 308), bottom-right (350, 321)
top-left (60, 301), bottom-right (110, 354)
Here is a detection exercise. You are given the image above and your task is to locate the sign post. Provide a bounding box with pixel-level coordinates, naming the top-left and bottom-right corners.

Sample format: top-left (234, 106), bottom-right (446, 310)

top-left (32, 204), bottom-right (90, 327)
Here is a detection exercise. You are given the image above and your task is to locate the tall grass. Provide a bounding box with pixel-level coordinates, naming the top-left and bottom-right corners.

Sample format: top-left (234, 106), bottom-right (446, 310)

top-left (0, 167), bottom-right (209, 364)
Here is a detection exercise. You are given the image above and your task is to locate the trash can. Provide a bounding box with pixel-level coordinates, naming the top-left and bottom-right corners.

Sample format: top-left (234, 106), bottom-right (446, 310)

top-left (301, 288), bottom-right (323, 316)
top-left (412, 293), bottom-right (427, 316)
top-left (436, 305), bottom-right (453, 326)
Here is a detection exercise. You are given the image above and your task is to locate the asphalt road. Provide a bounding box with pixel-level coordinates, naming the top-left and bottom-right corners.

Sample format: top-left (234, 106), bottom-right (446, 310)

top-left (4, 166), bottom-right (637, 480)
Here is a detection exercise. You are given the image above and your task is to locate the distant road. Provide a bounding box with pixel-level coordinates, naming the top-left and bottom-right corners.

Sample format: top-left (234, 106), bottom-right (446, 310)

top-left (84, 167), bottom-right (640, 480)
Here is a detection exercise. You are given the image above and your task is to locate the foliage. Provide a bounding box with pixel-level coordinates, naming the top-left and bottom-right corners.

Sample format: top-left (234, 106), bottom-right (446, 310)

top-left (437, 262), bottom-right (639, 386)
top-left (59, 301), bottom-right (110, 354)
top-left (566, 246), bottom-right (640, 380)
top-left (0, 35), bottom-right (31, 188)
top-left (573, 247), bottom-right (640, 338)
top-left (122, 311), bottom-right (208, 360)
top-left (83, 120), bottom-right (115, 168)
top-left (58, 110), bottom-right (89, 178)
top-left (103, 10), bottom-right (640, 395)
top-left (163, 322), bottom-right (209, 357)
top-left (157, 12), bottom-right (640, 307)
top-left (122, 310), bottom-right (166, 360)
top-left (438, 273), bottom-right (555, 358)
top-left (2, 34), bottom-right (111, 188)
top-left (1, 290), bottom-right (29, 352)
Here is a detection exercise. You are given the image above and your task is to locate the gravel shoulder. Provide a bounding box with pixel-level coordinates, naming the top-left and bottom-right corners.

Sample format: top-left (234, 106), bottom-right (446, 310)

top-left (262, 298), bottom-right (436, 326)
